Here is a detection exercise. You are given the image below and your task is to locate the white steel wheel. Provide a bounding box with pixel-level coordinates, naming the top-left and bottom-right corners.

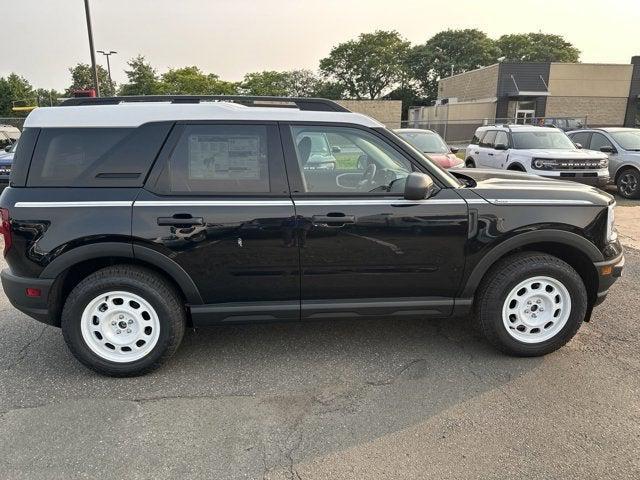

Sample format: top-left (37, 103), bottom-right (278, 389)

top-left (501, 276), bottom-right (571, 344)
top-left (80, 290), bottom-right (161, 363)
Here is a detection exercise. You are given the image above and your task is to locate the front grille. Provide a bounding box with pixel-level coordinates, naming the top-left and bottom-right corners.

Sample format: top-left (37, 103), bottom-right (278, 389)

top-left (533, 158), bottom-right (604, 170)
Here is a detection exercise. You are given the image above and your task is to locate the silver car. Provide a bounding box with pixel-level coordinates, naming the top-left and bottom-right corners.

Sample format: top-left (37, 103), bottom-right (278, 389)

top-left (568, 128), bottom-right (640, 198)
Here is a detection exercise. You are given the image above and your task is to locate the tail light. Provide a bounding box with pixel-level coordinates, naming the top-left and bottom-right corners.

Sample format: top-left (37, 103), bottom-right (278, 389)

top-left (0, 208), bottom-right (12, 255)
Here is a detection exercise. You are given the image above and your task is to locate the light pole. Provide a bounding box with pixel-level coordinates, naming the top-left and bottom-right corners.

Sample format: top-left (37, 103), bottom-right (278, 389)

top-left (83, 0), bottom-right (100, 96)
top-left (97, 50), bottom-right (117, 94)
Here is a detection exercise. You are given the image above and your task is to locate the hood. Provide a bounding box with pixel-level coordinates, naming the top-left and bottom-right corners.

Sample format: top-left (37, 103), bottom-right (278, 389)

top-left (450, 168), bottom-right (613, 207)
top-left (520, 148), bottom-right (607, 159)
top-left (426, 153), bottom-right (463, 169)
top-left (0, 152), bottom-right (13, 165)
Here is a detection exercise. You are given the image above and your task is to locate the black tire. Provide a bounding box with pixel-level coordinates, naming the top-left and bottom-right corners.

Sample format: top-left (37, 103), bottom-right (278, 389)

top-left (474, 252), bottom-right (587, 357)
top-left (616, 168), bottom-right (640, 199)
top-left (507, 164), bottom-right (526, 172)
top-left (465, 158), bottom-right (476, 168)
top-left (61, 265), bottom-right (186, 377)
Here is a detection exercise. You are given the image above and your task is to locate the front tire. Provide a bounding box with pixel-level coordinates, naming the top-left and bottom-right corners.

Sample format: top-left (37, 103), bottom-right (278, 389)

top-left (61, 265), bottom-right (186, 376)
top-left (465, 158), bottom-right (476, 168)
top-left (475, 252), bottom-right (587, 357)
top-left (616, 168), bottom-right (640, 199)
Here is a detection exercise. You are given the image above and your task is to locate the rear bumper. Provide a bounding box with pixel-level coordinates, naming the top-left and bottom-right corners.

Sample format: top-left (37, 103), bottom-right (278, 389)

top-left (593, 252), bottom-right (624, 306)
top-left (1, 269), bottom-right (57, 326)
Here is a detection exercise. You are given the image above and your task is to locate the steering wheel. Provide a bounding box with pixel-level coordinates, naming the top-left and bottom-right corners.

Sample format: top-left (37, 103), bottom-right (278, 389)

top-left (358, 163), bottom-right (377, 190)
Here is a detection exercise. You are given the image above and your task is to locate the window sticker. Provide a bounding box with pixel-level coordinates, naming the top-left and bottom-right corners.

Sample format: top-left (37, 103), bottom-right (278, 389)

top-left (188, 135), bottom-right (261, 180)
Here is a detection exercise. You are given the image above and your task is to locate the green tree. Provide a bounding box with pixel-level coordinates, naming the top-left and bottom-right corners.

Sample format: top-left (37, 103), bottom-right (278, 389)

top-left (0, 73), bottom-right (35, 116)
top-left (241, 71), bottom-right (290, 96)
top-left (160, 66), bottom-right (238, 95)
top-left (118, 55), bottom-right (162, 96)
top-left (426, 29), bottom-right (501, 78)
top-left (496, 33), bottom-right (580, 62)
top-left (404, 44), bottom-right (438, 100)
top-left (281, 69), bottom-right (322, 97)
top-left (319, 30), bottom-right (411, 99)
top-left (66, 63), bottom-right (115, 96)
top-left (34, 88), bottom-right (63, 107)
top-left (312, 80), bottom-right (344, 100)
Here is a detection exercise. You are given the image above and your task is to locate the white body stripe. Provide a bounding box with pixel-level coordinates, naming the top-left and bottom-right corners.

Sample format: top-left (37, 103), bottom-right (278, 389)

top-left (13, 198), bottom-right (596, 208)
top-left (14, 201), bottom-right (133, 208)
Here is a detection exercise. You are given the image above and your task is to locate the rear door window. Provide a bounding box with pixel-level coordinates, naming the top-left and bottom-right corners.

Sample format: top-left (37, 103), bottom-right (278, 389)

top-left (480, 130), bottom-right (497, 148)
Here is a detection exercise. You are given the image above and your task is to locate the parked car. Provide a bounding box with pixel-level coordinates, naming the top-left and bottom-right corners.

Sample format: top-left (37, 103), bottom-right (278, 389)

top-left (541, 117), bottom-right (585, 132)
top-left (394, 128), bottom-right (463, 169)
top-left (0, 96), bottom-right (623, 376)
top-left (0, 124), bottom-right (20, 150)
top-left (567, 128), bottom-right (640, 199)
top-left (0, 140), bottom-right (16, 187)
top-left (465, 124), bottom-right (609, 187)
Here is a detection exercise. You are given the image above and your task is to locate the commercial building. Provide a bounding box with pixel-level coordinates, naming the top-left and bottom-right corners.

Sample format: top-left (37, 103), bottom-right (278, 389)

top-left (409, 57), bottom-right (640, 141)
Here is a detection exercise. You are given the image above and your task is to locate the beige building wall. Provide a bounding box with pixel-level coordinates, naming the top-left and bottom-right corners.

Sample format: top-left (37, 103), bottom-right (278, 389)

top-left (336, 100), bottom-right (402, 128)
top-left (548, 63), bottom-right (633, 97)
top-left (438, 64), bottom-right (499, 101)
top-left (545, 97), bottom-right (629, 125)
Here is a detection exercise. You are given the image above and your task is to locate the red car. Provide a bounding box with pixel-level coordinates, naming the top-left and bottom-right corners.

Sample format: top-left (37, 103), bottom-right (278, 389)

top-left (395, 128), bottom-right (463, 169)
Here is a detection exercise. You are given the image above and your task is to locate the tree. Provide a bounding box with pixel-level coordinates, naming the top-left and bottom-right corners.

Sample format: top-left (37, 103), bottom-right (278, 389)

top-left (425, 29), bottom-right (501, 78)
top-left (118, 55), bottom-right (162, 96)
top-left (241, 71), bottom-right (290, 96)
top-left (404, 44), bottom-right (439, 100)
top-left (319, 30), bottom-right (411, 99)
top-left (281, 69), bottom-right (321, 97)
top-left (496, 33), bottom-right (580, 63)
top-left (66, 63), bottom-right (115, 96)
top-left (160, 66), bottom-right (238, 95)
top-left (0, 74), bottom-right (35, 116)
top-left (34, 88), bottom-right (63, 107)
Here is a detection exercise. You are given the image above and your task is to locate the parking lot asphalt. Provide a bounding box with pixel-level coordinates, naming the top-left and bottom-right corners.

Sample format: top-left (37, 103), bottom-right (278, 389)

top-left (1, 206), bottom-right (639, 480)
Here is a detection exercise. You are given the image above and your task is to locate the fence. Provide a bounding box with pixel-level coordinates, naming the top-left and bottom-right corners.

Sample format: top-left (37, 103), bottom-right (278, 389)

top-left (0, 118), bottom-right (26, 130)
top-left (400, 116), bottom-right (589, 146)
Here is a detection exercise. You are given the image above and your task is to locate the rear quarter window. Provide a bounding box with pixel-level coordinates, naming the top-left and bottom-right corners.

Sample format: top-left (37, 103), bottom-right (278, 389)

top-left (26, 123), bottom-right (172, 187)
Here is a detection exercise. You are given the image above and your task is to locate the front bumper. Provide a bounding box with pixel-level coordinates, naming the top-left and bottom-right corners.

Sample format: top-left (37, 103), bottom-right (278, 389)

top-left (538, 170), bottom-right (609, 188)
top-left (1, 269), bottom-right (56, 325)
top-left (593, 252), bottom-right (624, 305)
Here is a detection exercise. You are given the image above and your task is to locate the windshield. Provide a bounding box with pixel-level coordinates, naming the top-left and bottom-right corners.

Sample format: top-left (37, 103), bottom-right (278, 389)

top-left (511, 130), bottom-right (576, 150)
top-left (397, 131), bottom-right (449, 154)
top-left (610, 130), bottom-right (640, 151)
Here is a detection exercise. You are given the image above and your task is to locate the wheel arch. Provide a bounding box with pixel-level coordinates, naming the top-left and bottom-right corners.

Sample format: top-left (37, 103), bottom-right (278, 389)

top-left (461, 230), bottom-right (602, 306)
top-left (506, 162), bottom-right (526, 171)
top-left (614, 163), bottom-right (640, 182)
top-left (41, 242), bottom-right (202, 327)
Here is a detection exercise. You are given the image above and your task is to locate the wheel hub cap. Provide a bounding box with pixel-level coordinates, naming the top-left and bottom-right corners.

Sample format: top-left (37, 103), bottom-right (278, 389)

top-left (80, 291), bottom-right (161, 363)
top-left (502, 276), bottom-right (571, 344)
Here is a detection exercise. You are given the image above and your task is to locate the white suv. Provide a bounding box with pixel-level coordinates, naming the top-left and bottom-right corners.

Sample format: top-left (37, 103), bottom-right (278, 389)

top-left (465, 125), bottom-right (609, 187)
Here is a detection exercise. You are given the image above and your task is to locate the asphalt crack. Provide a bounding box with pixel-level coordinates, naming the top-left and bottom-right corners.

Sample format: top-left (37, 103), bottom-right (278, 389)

top-left (5, 325), bottom-right (47, 371)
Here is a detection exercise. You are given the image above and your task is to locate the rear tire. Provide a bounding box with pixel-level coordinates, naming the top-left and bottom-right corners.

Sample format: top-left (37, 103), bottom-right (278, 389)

top-left (474, 252), bottom-right (587, 357)
top-left (616, 168), bottom-right (640, 199)
top-left (61, 265), bottom-right (186, 377)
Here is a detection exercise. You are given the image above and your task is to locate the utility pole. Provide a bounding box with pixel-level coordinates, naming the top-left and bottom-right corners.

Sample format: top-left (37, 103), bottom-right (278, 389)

top-left (97, 50), bottom-right (117, 93)
top-left (84, 0), bottom-right (100, 96)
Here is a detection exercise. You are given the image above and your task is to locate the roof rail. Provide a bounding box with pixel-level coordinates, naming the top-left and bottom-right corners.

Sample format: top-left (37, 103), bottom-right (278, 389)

top-left (59, 95), bottom-right (351, 112)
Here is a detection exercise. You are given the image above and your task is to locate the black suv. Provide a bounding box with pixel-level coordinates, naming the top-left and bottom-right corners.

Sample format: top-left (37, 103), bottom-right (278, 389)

top-left (0, 96), bottom-right (624, 376)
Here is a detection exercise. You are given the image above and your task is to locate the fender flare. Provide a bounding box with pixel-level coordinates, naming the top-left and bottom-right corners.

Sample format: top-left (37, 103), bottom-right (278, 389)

top-left (40, 242), bottom-right (203, 305)
top-left (460, 229), bottom-right (603, 298)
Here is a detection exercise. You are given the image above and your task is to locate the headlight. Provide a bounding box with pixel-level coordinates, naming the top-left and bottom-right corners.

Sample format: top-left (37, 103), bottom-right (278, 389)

top-left (598, 158), bottom-right (609, 168)
top-left (606, 203), bottom-right (617, 242)
top-left (531, 158), bottom-right (556, 170)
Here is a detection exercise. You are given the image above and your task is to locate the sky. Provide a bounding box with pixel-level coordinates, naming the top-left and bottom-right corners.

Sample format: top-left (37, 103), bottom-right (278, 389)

top-left (4, 0), bottom-right (640, 91)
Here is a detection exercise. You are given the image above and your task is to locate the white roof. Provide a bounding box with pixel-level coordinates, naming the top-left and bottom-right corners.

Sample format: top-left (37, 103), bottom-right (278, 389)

top-left (24, 101), bottom-right (384, 129)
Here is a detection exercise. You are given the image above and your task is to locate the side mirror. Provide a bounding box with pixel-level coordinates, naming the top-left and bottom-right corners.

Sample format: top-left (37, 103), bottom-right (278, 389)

top-left (404, 172), bottom-right (435, 200)
top-left (600, 145), bottom-right (616, 154)
top-left (4, 145), bottom-right (11, 152)
top-left (494, 143), bottom-right (508, 151)
top-left (450, 147), bottom-right (459, 154)
top-left (574, 143), bottom-right (583, 149)
top-left (331, 146), bottom-right (341, 154)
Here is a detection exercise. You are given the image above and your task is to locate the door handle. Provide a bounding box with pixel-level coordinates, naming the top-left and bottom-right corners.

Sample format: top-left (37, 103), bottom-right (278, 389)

top-left (312, 214), bottom-right (355, 225)
top-left (488, 153), bottom-right (494, 156)
top-left (157, 214), bottom-right (204, 227)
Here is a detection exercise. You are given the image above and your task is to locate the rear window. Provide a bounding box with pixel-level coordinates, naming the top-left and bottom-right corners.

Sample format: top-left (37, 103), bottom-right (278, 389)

top-left (27, 123), bottom-right (172, 187)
